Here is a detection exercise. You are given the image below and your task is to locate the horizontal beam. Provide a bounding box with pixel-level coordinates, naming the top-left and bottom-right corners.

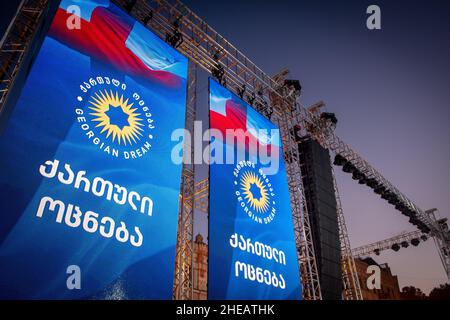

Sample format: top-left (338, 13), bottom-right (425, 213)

top-left (352, 230), bottom-right (425, 258)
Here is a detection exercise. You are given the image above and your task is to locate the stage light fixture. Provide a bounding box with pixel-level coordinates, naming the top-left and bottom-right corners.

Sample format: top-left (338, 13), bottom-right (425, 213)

top-left (358, 177), bottom-right (367, 184)
top-left (333, 154), bottom-right (347, 166)
top-left (320, 112), bottom-right (338, 125)
top-left (366, 178), bottom-right (378, 188)
top-left (408, 210), bottom-right (416, 217)
top-left (342, 162), bottom-right (356, 173)
top-left (388, 198), bottom-right (399, 206)
top-left (395, 203), bottom-right (406, 211)
top-left (380, 192), bottom-right (390, 200)
top-left (292, 124), bottom-right (302, 142)
top-left (374, 186), bottom-right (386, 195)
top-left (352, 170), bottom-right (364, 181)
top-left (143, 11), bottom-right (153, 24)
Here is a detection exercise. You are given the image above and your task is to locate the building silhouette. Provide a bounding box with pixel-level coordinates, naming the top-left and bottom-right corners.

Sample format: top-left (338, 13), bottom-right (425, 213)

top-left (354, 257), bottom-right (401, 300)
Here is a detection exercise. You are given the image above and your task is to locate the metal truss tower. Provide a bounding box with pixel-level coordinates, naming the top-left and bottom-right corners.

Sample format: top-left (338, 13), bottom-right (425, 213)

top-left (426, 209), bottom-right (450, 281)
top-left (267, 83), bottom-right (322, 300)
top-left (0, 0), bottom-right (49, 111)
top-left (331, 167), bottom-right (363, 300)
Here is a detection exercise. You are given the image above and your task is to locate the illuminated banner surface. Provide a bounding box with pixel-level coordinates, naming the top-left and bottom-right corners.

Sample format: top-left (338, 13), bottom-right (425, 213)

top-left (208, 78), bottom-right (301, 299)
top-left (0, 0), bottom-right (187, 299)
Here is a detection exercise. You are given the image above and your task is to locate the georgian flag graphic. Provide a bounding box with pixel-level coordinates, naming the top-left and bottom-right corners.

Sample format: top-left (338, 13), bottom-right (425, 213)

top-left (209, 79), bottom-right (280, 156)
top-left (50, 0), bottom-right (186, 87)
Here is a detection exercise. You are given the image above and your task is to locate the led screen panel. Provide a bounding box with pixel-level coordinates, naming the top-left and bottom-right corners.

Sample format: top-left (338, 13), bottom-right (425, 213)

top-left (208, 78), bottom-right (302, 299)
top-left (0, 0), bottom-right (187, 299)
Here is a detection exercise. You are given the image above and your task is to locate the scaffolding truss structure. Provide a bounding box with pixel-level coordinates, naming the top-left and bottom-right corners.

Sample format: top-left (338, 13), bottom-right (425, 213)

top-left (268, 82), bottom-right (322, 300)
top-left (173, 61), bottom-right (197, 300)
top-left (352, 230), bottom-right (425, 258)
top-left (0, 0), bottom-right (49, 112)
top-left (331, 167), bottom-right (363, 300)
top-left (193, 178), bottom-right (208, 213)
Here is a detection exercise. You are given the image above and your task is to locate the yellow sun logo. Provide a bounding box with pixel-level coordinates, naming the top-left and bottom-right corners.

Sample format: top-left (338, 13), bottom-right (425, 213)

top-left (88, 90), bottom-right (144, 145)
top-left (240, 171), bottom-right (270, 214)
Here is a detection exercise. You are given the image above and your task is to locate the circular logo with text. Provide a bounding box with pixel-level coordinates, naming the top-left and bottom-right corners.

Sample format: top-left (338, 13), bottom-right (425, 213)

top-left (74, 77), bottom-right (155, 160)
top-left (234, 161), bottom-right (276, 224)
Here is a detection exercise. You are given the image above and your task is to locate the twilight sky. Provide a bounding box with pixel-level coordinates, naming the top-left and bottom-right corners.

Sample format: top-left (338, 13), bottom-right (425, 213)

top-left (1, 0), bottom-right (449, 295)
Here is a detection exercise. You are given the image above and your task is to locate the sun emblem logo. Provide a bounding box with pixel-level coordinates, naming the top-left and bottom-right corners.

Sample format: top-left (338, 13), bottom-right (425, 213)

top-left (234, 161), bottom-right (276, 224)
top-left (240, 171), bottom-right (270, 214)
top-left (88, 89), bottom-right (144, 145)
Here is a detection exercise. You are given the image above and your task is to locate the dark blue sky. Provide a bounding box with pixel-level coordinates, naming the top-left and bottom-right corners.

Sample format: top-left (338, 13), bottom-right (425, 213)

top-left (1, 0), bottom-right (449, 294)
top-left (182, 0), bottom-right (450, 293)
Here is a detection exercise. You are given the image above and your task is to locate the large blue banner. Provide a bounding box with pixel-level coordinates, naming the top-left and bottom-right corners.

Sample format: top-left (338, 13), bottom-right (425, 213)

top-left (0, 0), bottom-right (187, 299)
top-left (208, 78), bottom-right (302, 299)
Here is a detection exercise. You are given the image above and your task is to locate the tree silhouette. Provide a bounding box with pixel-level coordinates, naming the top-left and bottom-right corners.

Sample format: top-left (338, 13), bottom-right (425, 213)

top-left (429, 284), bottom-right (450, 300)
top-left (401, 286), bottom-right (427, 300)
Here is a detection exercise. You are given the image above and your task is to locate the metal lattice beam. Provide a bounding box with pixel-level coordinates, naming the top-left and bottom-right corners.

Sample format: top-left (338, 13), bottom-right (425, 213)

top-left (0, 0), bottom-right (49, 112)
top-left (331, 167), bottom-right (363, 300)
top-left (352, 230), bottom-right (426, 258)
top-left (352, 213), bottom-right (449, 281)
top-left (426, 209), bottom-right (450, 282)
top-left (193, 178), bottom-right (208, 213)
top-left (173, 61), bottom-right (197, 300)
